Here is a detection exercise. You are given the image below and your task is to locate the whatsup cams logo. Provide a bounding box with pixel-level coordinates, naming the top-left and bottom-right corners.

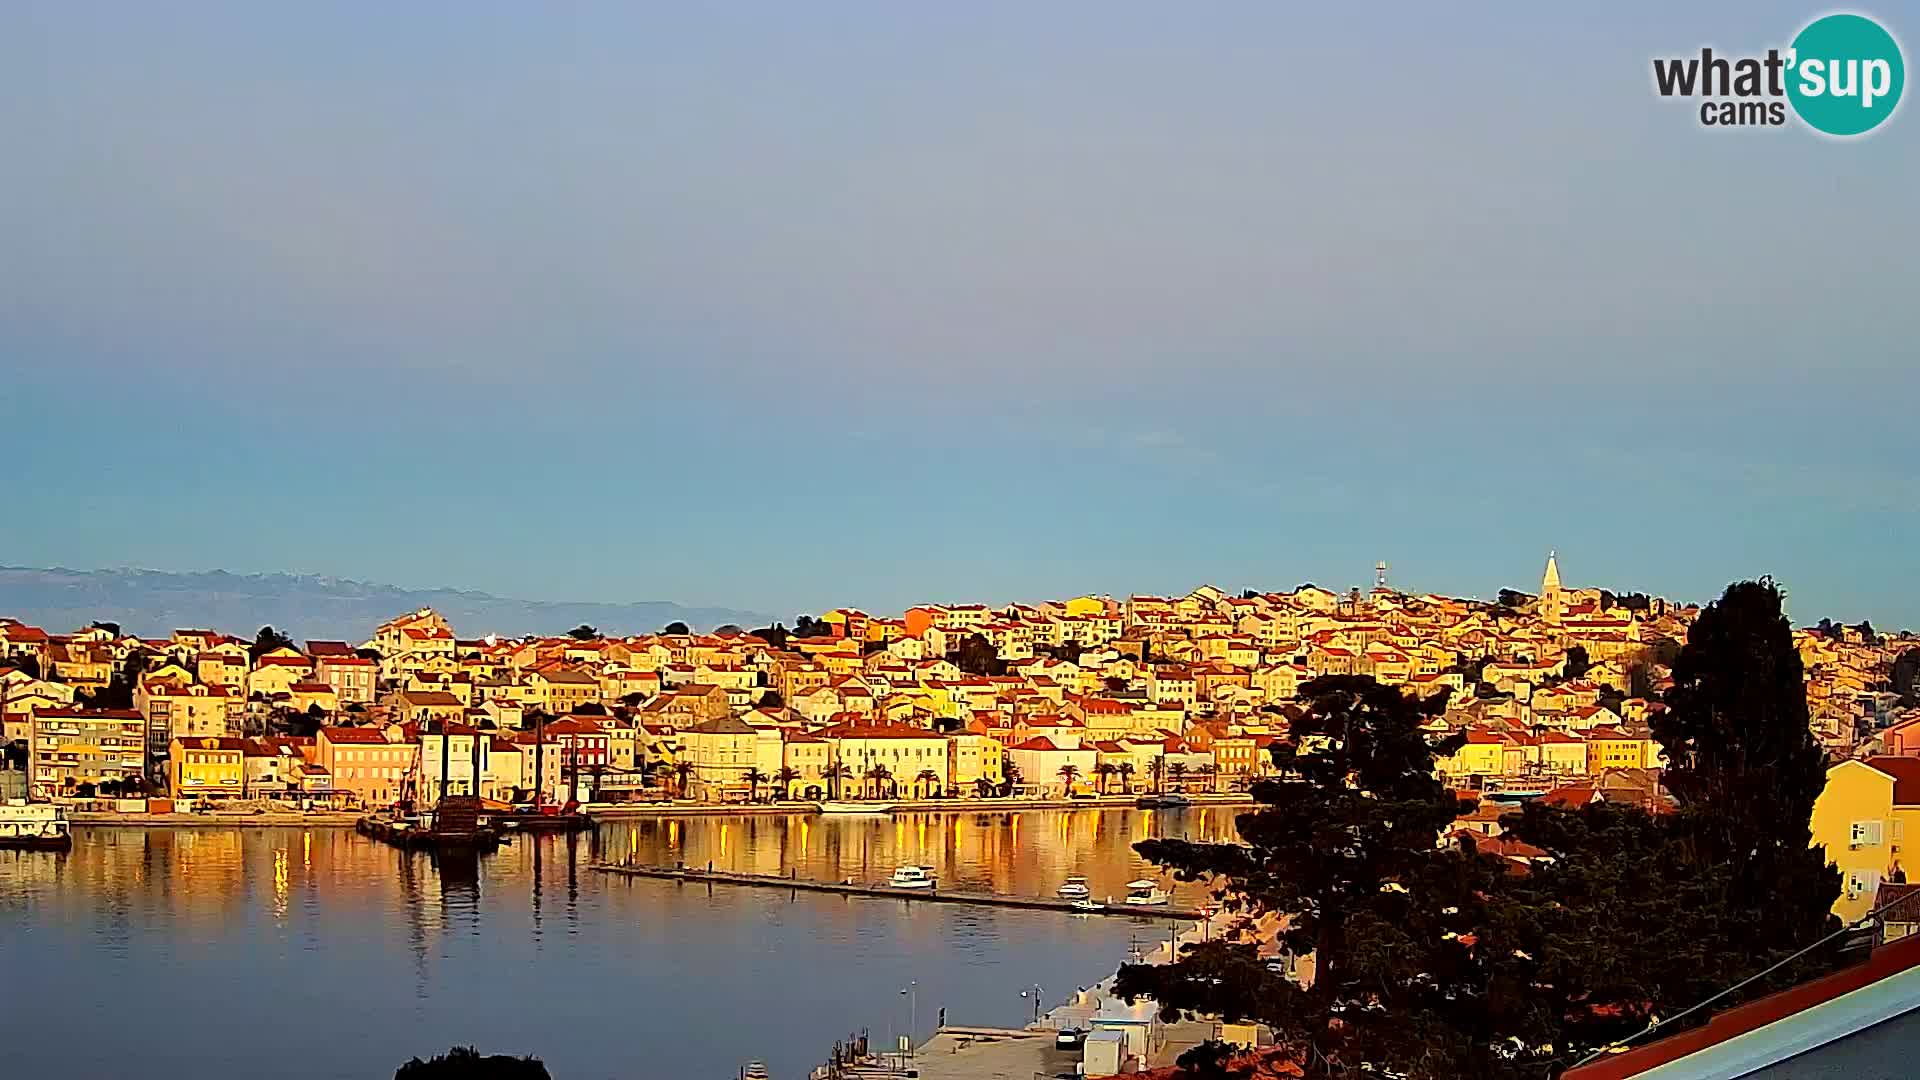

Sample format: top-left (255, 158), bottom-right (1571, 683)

top-left (1653, 12), bottom-right (1904, 135)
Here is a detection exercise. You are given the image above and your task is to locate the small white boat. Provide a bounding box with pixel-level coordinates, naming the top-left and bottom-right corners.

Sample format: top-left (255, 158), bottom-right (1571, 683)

top-left (1057, 875), bottom-right (1091, 900)
top-left (1123, 879), bottom-right (1171, 906)
top-left (817, 801), bottom-right (894, 815)
top-left (887, 865), bottom-right (937, 889)
top-left (742, 1061), bottom-right (770, 1080)
top-left (1070, 897), bottom-right (1104, 913)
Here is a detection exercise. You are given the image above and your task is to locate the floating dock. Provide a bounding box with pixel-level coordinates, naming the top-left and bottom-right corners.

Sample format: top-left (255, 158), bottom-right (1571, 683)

top-left (591, 863), bottom-right (1205, 921)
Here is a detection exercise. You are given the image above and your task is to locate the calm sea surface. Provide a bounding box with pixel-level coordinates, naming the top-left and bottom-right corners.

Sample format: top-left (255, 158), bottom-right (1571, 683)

top-left (0, 807), bottom-right (1240, 1080)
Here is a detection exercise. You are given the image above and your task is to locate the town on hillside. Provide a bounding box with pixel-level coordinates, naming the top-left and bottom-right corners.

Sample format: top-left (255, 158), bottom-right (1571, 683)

top-left (2, 557), bottom-right (1912, 843)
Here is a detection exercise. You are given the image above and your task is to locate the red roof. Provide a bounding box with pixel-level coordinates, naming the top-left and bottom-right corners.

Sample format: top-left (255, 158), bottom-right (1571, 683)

top-left (319, 726), bottom-right (389, 745)
top-left (1869, 756), bottom-right (1920, 805)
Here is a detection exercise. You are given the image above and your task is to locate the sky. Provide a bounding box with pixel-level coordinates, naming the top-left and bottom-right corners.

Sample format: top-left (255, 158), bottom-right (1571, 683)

top-left (2, 2), bottom-right (1916, 625)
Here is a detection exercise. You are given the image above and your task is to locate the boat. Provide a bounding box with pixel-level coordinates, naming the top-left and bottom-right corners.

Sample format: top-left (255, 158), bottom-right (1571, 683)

top-left (1056, 875), bottom-right (1091, 900)
top-left (742, 1061), bottom-right (770, 1080)
top-left (1134, 793), bottom-right (1192, 809)
top-left (817, 801), bottom-right (895, 815)
top-left (0, 801), bottom-right (72, 851)
top-left (1070, 898), bottom-right (1104, 913)
top-left (1123, 879), bottom-right (1171, 906)
top-left (887, 865), bottom-right (937, 889)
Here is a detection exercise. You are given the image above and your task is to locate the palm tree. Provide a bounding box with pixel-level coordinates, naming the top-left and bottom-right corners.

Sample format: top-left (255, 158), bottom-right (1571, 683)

top-left (1195, 762), bottom-right (1218, 793)
top-left (672, 760), bottom-right (695, 800)
top-left (1092, 762), bottom-right (1114, 794)
top-left (1002, 762), bottom-right (1022, 797)
top-left (825, 761), bottom-right (853, 800)
top-left (915, 768), bottom-right (941, 798)
top-left (1148, 755), bottom-right (1166, 794)
top-left (1115, 761), bottom-right (1136, 794)
top-left (1057, 763), bottom-right (1081, 794)
top-left (1167, 761), bottom-right (1188, 792)
top-left (974, 776), bottom-right (995, 799)
top-left (773, 766), bottom-right (800, 801)
top-left (744, 768), bottom-right (767, 803)
top-left (865, 764), bottom-right (892, 800)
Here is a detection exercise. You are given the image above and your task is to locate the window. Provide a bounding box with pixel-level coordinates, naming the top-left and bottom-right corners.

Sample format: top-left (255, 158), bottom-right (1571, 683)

top-left (1851, 820), bottom-right (1885, 846)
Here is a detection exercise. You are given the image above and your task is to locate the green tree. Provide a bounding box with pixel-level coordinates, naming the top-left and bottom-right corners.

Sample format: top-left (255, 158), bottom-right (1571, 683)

top-left (950, 633), bottom-right (1005, 677)
top-left (1057, 763), bottom-right (1081, 792)
top-left (567, 624), bottom-right (599, 640)
top-left (865, 763), bottom-right (893, 799)
top-left (1651, 578), bottom-right (1840, 963)
top-left (825, 761), bottom-right (853, 800)
top-left (751, 623), bottom-right (790, 650)
top-left (916, 768), bottom-right (941, 797)
top-left (249, 625), bottom-right (295, 662)
top-left (1561, 644), bottom-right (1590, 680)
top-left (1115, 761), bottom-right (1135, 793)
top-left (90, 620), bottom-right (121, 636)
top-left (1892, 647), bottom-right (1920, 705)
top-left (743, 768), bottom-right (767, 803)
top-left (394, 1046), bottom-right (550, 1080)
top-left (773, 766), bottom-right (800, 801)
top-left (1167, 761), bottom-right (1188, 791)
top-left (1092, 762), bottom-right (1115, 794)
top-left (662, 621), bottom-right (691, 636)
top-left (757, 690), bottom-right (784, 709)
top-left (672, 760), bottom-right (694, 798)
top-left (1115, 676), bottom-right (1516, 1078)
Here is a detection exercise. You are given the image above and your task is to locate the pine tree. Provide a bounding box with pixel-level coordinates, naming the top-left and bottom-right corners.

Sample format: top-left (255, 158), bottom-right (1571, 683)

top-left (1115, 676), bottom-right (1529, 1077)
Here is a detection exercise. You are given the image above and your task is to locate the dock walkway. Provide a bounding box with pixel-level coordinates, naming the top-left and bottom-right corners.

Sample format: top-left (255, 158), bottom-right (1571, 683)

top-left (592, 863), bottom-right (1204, 921)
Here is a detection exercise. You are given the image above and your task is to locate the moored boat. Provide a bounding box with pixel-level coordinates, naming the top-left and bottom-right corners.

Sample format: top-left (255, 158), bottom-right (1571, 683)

top-left (1123, 879), bottom-right (1171, 906)
top-left (1057, 875), bottom-right (1091, 899)
top-left (886, 865), bottom-right (936, 889)
top-left (0, 801), bottom-right (72, 851)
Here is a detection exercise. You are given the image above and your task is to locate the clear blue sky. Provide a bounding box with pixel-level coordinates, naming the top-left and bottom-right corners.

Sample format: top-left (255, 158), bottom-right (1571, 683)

top-left (2, 3), bottom-right (1914, 625)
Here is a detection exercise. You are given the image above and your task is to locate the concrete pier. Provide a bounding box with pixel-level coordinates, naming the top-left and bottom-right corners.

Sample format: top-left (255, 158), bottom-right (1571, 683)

top-left (591, 862), bottom-right (1205, 921)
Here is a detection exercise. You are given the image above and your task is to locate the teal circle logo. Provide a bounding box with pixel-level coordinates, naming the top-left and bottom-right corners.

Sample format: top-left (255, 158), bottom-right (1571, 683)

top-left (1787, 14), bottom-right (1904, 136)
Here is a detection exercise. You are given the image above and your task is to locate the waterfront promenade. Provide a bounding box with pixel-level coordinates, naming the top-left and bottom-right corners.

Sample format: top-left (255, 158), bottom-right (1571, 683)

top-left (55, 792), bottom-right (1254, 828)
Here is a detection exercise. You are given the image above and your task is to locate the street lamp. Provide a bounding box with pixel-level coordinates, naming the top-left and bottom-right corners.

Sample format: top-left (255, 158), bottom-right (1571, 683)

top-left (900, 980), bottom-right (917, 1048)
top-left (1019, 983), bottom-right (1045, 1025)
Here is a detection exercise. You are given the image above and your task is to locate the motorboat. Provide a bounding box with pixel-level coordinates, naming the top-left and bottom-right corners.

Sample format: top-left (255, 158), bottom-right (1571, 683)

top-left (1056, 875), bottom-right (1091, 900)
top-left (887, 865), bottom-right (937, 889)
top-left (0, 801), bottom-right (72, 851)
top-left (1070, 898), bottom-right (1104, 913)
top-left (1136, 793), bottom-right (1193, 809)
top-left (817, 801), bottom-right (895, 815)
top-left (1123, 879), bottom-right (1171, 906)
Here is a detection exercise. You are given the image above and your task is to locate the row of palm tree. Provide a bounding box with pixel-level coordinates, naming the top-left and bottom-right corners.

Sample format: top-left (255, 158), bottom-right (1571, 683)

top-left (644, 755), bottom-right (1237, 802)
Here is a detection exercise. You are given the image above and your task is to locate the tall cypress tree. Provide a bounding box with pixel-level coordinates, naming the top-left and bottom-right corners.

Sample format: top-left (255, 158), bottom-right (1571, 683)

top-left (1652, 578), bottom-right (1839, 951)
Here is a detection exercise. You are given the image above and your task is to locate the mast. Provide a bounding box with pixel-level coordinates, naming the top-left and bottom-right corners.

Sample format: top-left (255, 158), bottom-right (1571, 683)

top-left (533, 710), bottom-right (545, 808)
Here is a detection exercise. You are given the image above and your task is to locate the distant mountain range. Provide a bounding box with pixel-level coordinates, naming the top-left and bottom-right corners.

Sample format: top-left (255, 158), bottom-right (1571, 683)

top-left (0, 566), bottom-right (772, 642)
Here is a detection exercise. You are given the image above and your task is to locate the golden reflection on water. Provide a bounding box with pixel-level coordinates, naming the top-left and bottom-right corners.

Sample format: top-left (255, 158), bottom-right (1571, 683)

top-left (597, 808), bottom-right (1239, 903)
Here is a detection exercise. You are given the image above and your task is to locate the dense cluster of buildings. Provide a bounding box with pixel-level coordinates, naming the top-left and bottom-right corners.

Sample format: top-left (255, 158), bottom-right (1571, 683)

top-left (1, 557), bottom-right (1911, 827)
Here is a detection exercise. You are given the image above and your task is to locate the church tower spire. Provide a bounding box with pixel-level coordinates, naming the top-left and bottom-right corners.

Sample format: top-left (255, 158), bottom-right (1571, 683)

top-left (1542, 550), bottom-right (1563, 624)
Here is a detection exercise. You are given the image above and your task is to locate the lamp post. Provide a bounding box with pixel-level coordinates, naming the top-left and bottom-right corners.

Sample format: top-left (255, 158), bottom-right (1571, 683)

top-left (900, 980), bottom-right (917, 1046)
top-left (1020, 983), bottom-right (1045, 1025)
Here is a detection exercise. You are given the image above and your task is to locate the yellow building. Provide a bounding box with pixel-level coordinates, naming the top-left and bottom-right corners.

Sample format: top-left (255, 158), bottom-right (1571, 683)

top-left (1438, 729), bottom-right (1508, 780)
top-left (1810, 758), bottom-right (1920, 923)
top-left (947, 731), bottom-right (1005, 793)
top-left (1584, 728), bottom-right (1658, 774)
top-left (169, 736), bottom-right (248, 800)
top-left (29, 707), bottom-right (148, 797)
